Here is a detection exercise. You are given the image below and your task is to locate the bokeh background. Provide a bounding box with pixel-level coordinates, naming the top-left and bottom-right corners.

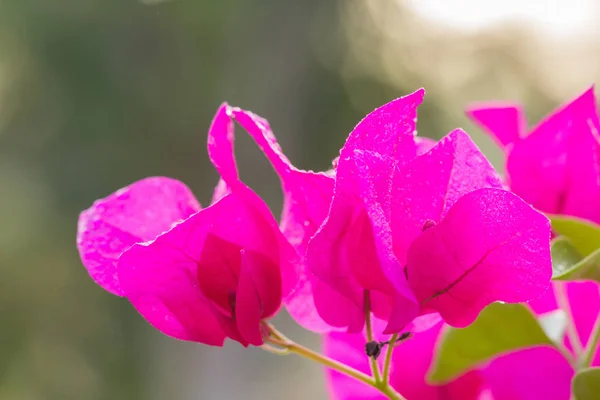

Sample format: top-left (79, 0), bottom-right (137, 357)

top-left (2, 0), bottom-right (600, 399)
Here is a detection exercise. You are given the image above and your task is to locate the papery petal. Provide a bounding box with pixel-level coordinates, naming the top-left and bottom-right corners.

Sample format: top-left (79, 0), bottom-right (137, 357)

top-left (390, 129), bottom-right (502, 266)
top-left (353, 153), bottom-right (416, 294)
top-left (118, 193), bottom-right (283, 346)
top-left (483, 347), bottom-right (573, 400)
top-left (207, 105), bottom-right (300, 296)
top-left (346, 210), bottom-right (396, 301)
top-left (408, 312), bottom-right (443, 333)
top-left (195, 233), bottom-right (242, 314)
top-left (285, 275), bottom-right (348, 332)
top-left (213, 105), bottom-right (337, 332)
top-left (308, 90), bottom-right (425, 331)
top-left (235, 249), bottom-right (280, 346)
top-left (77, 177), bottom-right (201, 296)
top-left (313, 279), bottom-right (365, 332)
top-left (229, 108), bottom-right (293, 178)
top-left (241, 249), bottom-right (282, 319)
top-left (507, 87), bottom-right (600, 222)
top-left (117, 208), bottom-right (226, 345)
top-left (353, 152), bottom-right (421, 332)
top-left (407, 188), bottom-right (551, 327)
top-left (232, 108), bottom-right (337, 331)
top-left (467, 103), bottom-right (525, 148)
top-left (371, 129), bottom-right (501, 333)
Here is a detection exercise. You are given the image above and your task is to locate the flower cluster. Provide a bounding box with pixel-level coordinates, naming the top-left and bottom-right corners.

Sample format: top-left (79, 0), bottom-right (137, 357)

top-left (462, 87), bottom-right (600, 399)
top-left (77, 87), bottom-right (589, 400)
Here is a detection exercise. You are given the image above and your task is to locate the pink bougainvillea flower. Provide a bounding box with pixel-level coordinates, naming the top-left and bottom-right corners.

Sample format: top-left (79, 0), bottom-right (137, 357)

top-left (307, 89), bottom-right (552, 334)
top-left (208, 105), bottom-right (343, 333)
top-left (325, 282), bottom-right (600, 400)
top-left (324, 317), bottom-right (486, 400)
top-left (467, 87), bottom-right (600, 224)
top-left (480, 281), bottom-right (600, 400)
top-left (307, 90), bottom-right (426, 333)
top-left (76, 105), bottom-right (300, 347)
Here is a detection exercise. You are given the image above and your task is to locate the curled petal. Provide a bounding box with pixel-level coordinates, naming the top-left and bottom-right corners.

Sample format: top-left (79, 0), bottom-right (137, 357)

top-left (467, 103), bottom-right (525, 148)
top-left (209, 105), bottom-right (336, 332)
top-left (77, 177), bottom-right (200, 296)
top-left (232, 108), bottom-right (337, 331)
top-left (407, 188), bottom-right (552, 327)
top-left (207, 106), bottom-right (300, 297)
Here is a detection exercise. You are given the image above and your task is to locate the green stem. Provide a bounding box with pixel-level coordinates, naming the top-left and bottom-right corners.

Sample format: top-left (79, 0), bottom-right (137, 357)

top-left (364, 290), bottom-right (382, 384)
top-left (379, 385), bottom-right (407, 400)
top-left (382, 333), bottom-right (399, 386)
top-left (581, 314), bottom-right (600, 368)
top-left (554, 282), bottom-right (584, 357)
top-left (264, 323), bottom-right (407, 400)
top-left (269, 335), bottom-right (376, 388)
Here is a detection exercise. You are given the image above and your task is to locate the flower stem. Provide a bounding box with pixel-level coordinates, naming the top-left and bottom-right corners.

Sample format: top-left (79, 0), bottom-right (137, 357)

top-left (264, 323), bottom-right (407, 400)
top-left (554, 282), bottom-right (583, 357)
top-left (379, 385), bottom-right (407, 400)
top-left (382, 333), bottom-right (398, 386)
top-left (266, 323), bottom-right (376, 388)
top-left (364, 290), bottom-right (382, 384)
top-left (580, 314), bottom-right (600, 368)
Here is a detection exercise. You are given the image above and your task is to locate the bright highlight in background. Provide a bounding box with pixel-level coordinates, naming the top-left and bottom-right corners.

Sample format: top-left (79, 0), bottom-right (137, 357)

top-left (407, 0), bottom-right (597, 36)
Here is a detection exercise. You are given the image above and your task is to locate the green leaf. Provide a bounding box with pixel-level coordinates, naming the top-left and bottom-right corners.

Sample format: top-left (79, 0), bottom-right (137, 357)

top-left (549, 215), bottom-right (600, 256)
top-left (553, 247), bottom-right (600, 283)
top-left (428, 303), bottom-right (563, 383)
top-left (551, 237), bottom-right (584, 276)
top-left (572, 368), bottom-right (600, 400)
top-left (550, 236), bottom-right (600, 282)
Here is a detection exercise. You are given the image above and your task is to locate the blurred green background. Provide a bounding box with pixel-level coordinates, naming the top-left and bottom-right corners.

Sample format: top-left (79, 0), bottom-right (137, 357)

top-left (1, 0), bottom-right (599, 399)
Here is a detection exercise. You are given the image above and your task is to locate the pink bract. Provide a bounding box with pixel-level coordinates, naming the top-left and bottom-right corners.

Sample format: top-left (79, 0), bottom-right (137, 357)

top-left (76, 177), bottom-right (201, 296)
top-left (324, 318), bottom-right (486, 400)
top-left (308, 89), bottom-right (552, 334)
top-left (468, 87), bottom-right (600, 224)
top-left (76, 104), bottom-right (302, 346)
top-left (307, 90), bottom-right (425, 333)
top-left (406, 188), bottom-right (552, 327)
top-left (78, 88), bottom-right (555, 348)
top-left (326, 282), bottom-right (600, 400)
top-left (218, 105), bottom-right (341, 333)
